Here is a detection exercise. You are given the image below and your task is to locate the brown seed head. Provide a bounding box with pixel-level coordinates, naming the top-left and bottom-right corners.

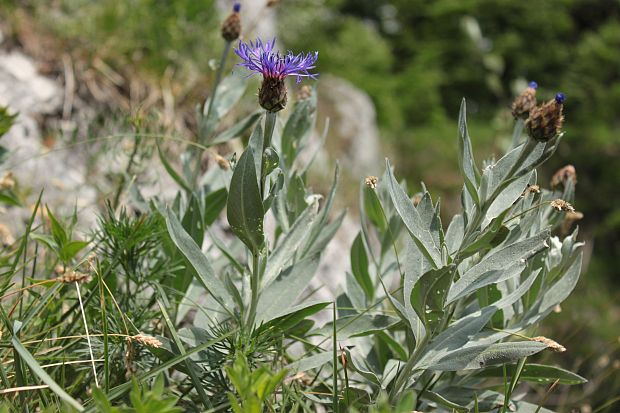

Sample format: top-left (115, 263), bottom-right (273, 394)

top-left (550, 165), bottom-right (577, 190)
top-left (527, 94), bottom-right (565, 142)
top-left (365, 176), bottom-right (378, 189)
top-left (550, 199), bottom-right (575, 212)
top-left (512, 82), bottom-right (538, 119)
top-left (221, 9), bottom-right (241, 42)
top-left (532, 336), bottom-right (566, 353)
top-left (131, 333), bottom-right (162, 348)
top-left (259, 77), bottom-right (287, 112)
top-left (57, 269), bottom-right (91, 284)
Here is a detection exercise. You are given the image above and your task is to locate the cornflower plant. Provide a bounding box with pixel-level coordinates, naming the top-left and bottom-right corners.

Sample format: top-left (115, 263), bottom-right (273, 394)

top-left (0, 4), bottom-right (587, 410)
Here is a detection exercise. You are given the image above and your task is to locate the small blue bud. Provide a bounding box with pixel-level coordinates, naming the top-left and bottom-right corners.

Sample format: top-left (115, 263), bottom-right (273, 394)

top-left (528, 81), bottom-right (538, 89)
top-left (233, 2), bottom-right (241, 12)
top-left (555, 92), bottom-right (566, 104)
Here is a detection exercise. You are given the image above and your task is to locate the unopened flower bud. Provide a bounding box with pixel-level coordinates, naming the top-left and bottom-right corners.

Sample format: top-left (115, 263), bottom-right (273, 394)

top-left (550, 164), bottom-right (577, 190)
top-left (221, 3), bottom-right (242, 42)
top-left (527, 93), bottom-right (565, 142)
top-left (512, 81), bottom-right (538, 119)
top-left (259, 77), bottom-right (287, 112)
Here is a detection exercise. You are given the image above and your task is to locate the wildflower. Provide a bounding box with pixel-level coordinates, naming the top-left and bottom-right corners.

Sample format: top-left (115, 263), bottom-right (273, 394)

top-left (131, 333), bottom-right (162, 348)
top-left (532, 336), bottom-right (566, 352)
top-left (235, 38), bottom-right (318, 112)
top-left (550, 199), bottom-right (575, 212)
top-left (0, 171), bottom-right (15, 190)
top-left (221, 3), bottom-right (242, 42)
top-left (365, 176), bottom-right (378, 189)
top-left (550, 164), bottom-right (577, 190)
top-left (511, 81), bottom-right (538, 119)
top-left (527, 93), bottom-right (565, 142)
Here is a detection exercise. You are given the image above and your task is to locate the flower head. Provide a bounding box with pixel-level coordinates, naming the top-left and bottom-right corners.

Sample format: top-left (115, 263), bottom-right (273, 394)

top-left (526, 92), bottom-right (565, 142)
top-left (221, 3), bottom-right (242, 42)
top-left (235, 39), bottom-right (318, 112)
top-left (512, 80), bottom-right (538, 119)
top-left (235, 38), bottom-right (318, 83)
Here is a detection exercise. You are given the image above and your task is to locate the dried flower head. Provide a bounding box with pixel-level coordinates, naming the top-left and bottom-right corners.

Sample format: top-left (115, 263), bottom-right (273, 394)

top-left (214, 153), bottom-right (230, 170)
top-left (131, 333), bottom-right (162, 348)
top-left (560, 210), bottom-right (584, 236)
top-left (550, 199), bottom-right (575, 212)
top-left (512, 81), bottom-right (538, 119)
top-left (550, 164), bottom-right (577, 190)
top-left (532, 336), bottom-right (566, 352)
top-left (523, 184), bottom-right (541, 196)
top-left (57, 269), bottom-right (91, 284)
top-left (365, 176), bottom-right (378, 189)
top-left (235, 38), bottom-right (318, 112)
top-left (0, 171), bottom-right (15, 190)
top-left (221, 3), bottom-right (242, 42)
top-left (527, 93), bottom-right (565, 142)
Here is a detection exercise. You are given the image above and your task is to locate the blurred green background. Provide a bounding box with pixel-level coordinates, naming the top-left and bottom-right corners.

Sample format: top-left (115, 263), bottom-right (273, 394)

top-left (2, 0), bottom-right (619, 410)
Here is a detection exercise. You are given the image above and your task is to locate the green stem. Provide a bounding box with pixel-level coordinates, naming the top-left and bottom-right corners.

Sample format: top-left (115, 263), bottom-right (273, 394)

top-left (389, 333), bottom-right (429, 402)
top-left (192, 41), bottom-right (232, 187)
top-left (246, 252), bottom-right (261, 330)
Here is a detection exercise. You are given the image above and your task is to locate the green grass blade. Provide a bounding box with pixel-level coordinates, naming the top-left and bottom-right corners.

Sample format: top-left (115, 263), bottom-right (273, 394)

top-left (11, 331), bottom-right (84, 412)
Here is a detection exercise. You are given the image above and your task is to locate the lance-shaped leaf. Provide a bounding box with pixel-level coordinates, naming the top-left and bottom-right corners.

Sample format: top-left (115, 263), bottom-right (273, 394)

top-left (457, 99), bottom-right (480, 206)
top-left (418, 341), bottom-right (547, 371)
top-left (448, 230), bottom-right (549, 304)
top-left (385, 159), bottom-right (442, 267)
top-left (410, 265), bottom-right (454, 330)
top-left (165, 209), bottom-right (235, 314)
top-left (227, 147), bottom-right (265, 254)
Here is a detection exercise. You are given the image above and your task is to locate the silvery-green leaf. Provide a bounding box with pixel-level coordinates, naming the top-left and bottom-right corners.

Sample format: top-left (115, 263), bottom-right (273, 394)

top-left (350, 232), bottom-right (373, 300)
top-left (165, 209), bottom-right (235, 315)
top-left (445, 214), bottom-right (464, 255)
top-left (226, 147), bottom-right (264, 254)
top-left (447, 262), bottom-right (525, 305)
top-left (419, 341), bottom-right (547, 371)
top-left (204, 74), bottom-right (248, 126)
top-left (346, 272), bottom-right (367, 312)
top-left (286, 352), bottom-right (333, 374)
top-left (449, 230), bottom-right (549, 303)
top-left (210, 111), bottom-right (262, 146)
top-left (248, 122), bottom-right (264, 185)
top-left (281, 92), bottom-right (316, 168)
top-left (256, 256), bottom-right (320, 324)
top-left (385, 159), bottom-right (442, 267)
top-left (474, 363), bottom-right (586, 385)
top-left (457, 99), bottom-right (480, 206)
top-left (483, 171), bottom-right (533, 227)
top-left (262, 203), bottom-right (317, 288)
top-left (317, 314), bottom-right (400, 340)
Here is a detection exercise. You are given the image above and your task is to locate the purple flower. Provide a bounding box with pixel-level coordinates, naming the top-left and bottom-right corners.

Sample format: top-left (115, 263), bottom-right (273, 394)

top-left (234, 38), bottom-right (318, 83)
